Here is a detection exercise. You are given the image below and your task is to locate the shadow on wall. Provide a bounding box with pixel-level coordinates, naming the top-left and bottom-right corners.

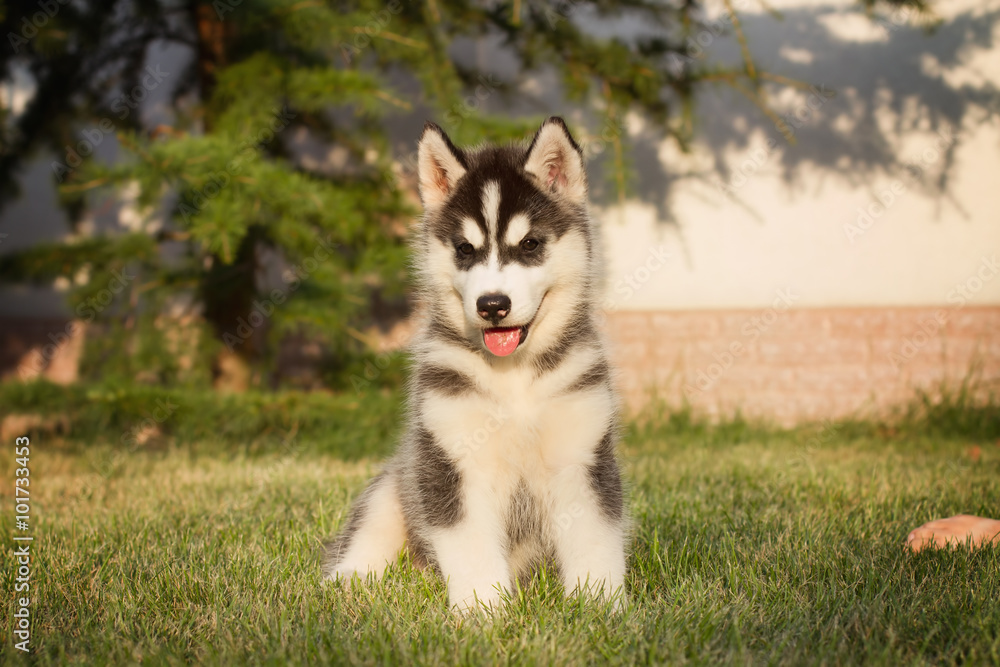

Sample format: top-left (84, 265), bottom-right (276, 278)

top-left (594, 5), bottom-right (1000, 226)
top-left (3, 3), bottom-right (998, 322)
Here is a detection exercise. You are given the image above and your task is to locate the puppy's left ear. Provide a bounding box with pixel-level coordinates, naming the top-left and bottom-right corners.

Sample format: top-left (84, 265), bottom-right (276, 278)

top-left (523, 117), bottom-right (587, 203)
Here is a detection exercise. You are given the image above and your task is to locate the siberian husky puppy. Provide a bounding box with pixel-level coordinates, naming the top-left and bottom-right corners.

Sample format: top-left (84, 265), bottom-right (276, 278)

top-left (323, 117), bottom-right (626, 611)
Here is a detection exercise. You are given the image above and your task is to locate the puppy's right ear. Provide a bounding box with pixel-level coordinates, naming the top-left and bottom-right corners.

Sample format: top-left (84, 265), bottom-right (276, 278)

top-left (417, 122), bottom-right (467, 213)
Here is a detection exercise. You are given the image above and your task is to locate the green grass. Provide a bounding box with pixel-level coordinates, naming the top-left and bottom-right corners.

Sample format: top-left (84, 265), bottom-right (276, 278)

top-left (2, 391), bottom-right (999, 665)
top-left (0, 381), bottom-right (402, 459)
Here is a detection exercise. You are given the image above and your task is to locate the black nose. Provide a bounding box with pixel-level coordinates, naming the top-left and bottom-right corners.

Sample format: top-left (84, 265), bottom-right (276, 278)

top-left (477, 294), bottom-right (511, 321)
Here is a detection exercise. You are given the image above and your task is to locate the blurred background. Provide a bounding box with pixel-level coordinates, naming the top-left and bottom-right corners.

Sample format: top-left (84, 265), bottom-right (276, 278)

top-left (0, 0), bottom-right (997, 439)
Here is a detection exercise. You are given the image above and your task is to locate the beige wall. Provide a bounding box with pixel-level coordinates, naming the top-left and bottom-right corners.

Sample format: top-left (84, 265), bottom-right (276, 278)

top-left (598, 0), bottom-right (1000, 311)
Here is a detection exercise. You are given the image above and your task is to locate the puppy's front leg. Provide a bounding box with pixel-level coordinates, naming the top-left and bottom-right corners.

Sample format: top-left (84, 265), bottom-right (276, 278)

top-left (409, 424), bottom-right (510, 611)
top-left (428, 484), bottom-right (510, 611)
top-left (549, 437), bottom-right (627, 604)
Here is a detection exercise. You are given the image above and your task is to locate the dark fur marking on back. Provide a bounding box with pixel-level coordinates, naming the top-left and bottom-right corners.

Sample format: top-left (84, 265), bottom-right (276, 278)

top-left (566, 360), bottom-right (610, 393)
top-left (414, 427), bottom-right (464, 527)
top-left (323, 471), bottom-right (387, 572)
top-left (587, 429), bottom-right (624, 522)
top-left (416, 364), bottom-right (478, 396)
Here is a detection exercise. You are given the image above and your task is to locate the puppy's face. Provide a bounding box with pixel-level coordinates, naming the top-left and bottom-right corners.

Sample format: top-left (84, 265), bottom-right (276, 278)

top-left (416, 118), bottom-right (593, 357)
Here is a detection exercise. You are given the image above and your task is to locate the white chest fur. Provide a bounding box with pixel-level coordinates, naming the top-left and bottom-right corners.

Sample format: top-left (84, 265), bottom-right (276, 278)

top-left (417, 344), bottom-right (615, 489)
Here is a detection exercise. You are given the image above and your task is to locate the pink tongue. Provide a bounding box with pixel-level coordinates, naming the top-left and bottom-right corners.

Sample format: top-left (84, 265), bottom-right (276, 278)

top-left (483, 327), bottom-right (522, 356)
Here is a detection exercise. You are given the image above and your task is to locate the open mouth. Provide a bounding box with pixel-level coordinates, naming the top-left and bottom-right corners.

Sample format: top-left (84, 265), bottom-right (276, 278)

top-left (479, 292), bottom-right (546, 357)
top-left (482, 322), bottom-right (531, 357)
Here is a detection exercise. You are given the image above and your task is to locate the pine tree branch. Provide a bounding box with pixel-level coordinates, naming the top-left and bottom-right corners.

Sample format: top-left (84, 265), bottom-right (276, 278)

top-left (723, 0), bottom-right (756, 83)
top-left (352, 27), bottom-right (427, 50)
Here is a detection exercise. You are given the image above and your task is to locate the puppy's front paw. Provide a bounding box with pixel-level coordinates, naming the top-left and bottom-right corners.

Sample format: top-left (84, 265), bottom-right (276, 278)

top-left (906, 514), bottom-right (1000, 552)
top-left (449, 585), bottom-right (505, 614)
top-left (564, 576), bottom-right (628, 613)
top-left (322, 566), bottom-right (359, 584)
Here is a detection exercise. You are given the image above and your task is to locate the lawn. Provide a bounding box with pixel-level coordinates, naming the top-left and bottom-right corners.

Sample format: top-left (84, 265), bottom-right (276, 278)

top-left (1, 392), bottom-right (999, 665)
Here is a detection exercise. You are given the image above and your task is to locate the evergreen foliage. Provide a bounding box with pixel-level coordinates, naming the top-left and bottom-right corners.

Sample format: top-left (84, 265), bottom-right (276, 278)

top-left (0, 0), bottom-right (933, 387)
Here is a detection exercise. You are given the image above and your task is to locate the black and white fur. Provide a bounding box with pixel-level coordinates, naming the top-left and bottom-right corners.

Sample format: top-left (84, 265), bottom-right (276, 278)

top-left (322, 117), bottom-right (627, 611)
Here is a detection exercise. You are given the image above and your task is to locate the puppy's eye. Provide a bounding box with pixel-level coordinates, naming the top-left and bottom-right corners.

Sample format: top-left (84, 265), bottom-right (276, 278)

top-left (520, 238), bottom-right (539, 252)
top-left (457, 242), bottom-right (475, 256)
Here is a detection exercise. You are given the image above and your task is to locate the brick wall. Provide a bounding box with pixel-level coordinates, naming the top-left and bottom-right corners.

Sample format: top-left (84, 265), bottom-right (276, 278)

top-left (0, 318), bottom-right (86, 384)
top-left (3, 306), bottom-right (997, 425)
top-left (606, 306), bottom-right (1000, 425)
